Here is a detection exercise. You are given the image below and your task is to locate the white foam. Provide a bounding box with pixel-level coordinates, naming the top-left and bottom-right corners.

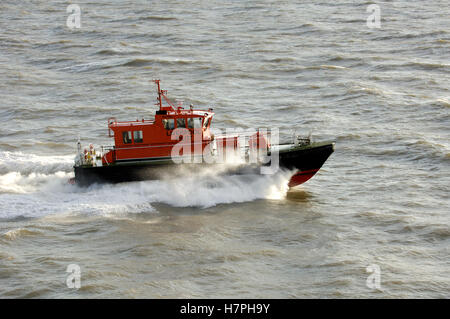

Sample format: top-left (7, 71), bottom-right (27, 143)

top-left (0, 171), bottom-right (71, 194)
top-left (0, 151), bottom-right (292, 219)
top-left (131, 170), bottom-right (291, 208)
top-left (0, 151), bottom-right (73, 175)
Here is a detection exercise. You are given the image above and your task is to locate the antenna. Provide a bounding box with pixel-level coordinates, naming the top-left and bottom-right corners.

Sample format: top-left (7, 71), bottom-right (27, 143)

top-left (152, 79), bottom-right (163, 109)
top-left (152, 79), bottom-right (175, 111)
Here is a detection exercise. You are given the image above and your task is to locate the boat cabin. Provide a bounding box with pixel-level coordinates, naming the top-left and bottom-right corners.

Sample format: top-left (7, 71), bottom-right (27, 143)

top-left (102, 80), bottom-right (214, 165)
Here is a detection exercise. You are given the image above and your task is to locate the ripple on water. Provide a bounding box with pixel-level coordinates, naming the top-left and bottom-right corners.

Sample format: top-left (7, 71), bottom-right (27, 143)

top-left (0, 0), bottom-right (449, 299)
top-left (2, 228), bottom-right (42, 241)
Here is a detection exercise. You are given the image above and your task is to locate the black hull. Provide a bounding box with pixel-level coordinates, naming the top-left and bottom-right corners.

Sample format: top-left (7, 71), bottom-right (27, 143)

top-left (74, 142), bottom-right (334, 186)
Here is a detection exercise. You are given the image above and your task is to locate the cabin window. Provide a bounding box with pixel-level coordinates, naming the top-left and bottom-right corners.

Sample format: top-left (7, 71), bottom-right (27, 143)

top-left (187, 118), bottom-right (194, 129)
top-left (177, 118), bottom-right (186, 128)
top-left (134, 130), bottom-right (143, 143)
top-left (162, 119), bottom-right (175, 130)
top-left (188, 117), bottom-right (202, 129)
top-left (122, 131), bottom-right (132, 144)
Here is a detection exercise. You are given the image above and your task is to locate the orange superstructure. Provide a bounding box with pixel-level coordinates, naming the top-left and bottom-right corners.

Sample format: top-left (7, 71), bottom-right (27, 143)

top-left (102, 80), bottom-right (215, 165)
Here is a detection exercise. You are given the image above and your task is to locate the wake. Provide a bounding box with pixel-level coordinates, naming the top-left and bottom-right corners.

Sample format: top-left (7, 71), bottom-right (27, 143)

top-left (0, 151), bottom-right (291, 219)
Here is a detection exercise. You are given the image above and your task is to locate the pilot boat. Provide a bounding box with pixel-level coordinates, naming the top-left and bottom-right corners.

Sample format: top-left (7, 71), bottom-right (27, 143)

top-left (73, 80), bottom-right (334, 187)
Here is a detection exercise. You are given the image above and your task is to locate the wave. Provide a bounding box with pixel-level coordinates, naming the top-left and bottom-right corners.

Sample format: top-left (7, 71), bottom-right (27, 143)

top-left (0, 151), bottom-right (292, 219)
top-left (374, 60), bottom-right (450, 72)
top-left (264, 57), bottom-right (298, 63)
top-left (96, 47), bottom-right (142, 56)
top-left (360, 133), bottom-right (450, 163)
top-left (346, 85), bottom-right (387, 96)
top-left (0, 171), bottom-right (72, 194)
top-left (408, 139), bottom-right (450, 161)
top-left (406, 61), bottom-right (450, 70)
top-left (399, 223), bottom-right (450, 241)
top-left (57, 59), bottom-right (129, 72)
top-left (371, 30), bottom-right (448, 42)
top-left (0, 151), bottom-right (73, 175)
top-left (0, 171), bottom-right (291, 219)
top-left (138, 16), bottom-right (177, 21)
top-left (57, 57), bottom-right (203, 72)
top-left (315, 65), bottom-right (347, 70)
top-left (122, 58), bottom-right (154, 67)
top-left (435, 98), bottom-right (450, 107)
top-left (2, 228), bottom-right (42, 241)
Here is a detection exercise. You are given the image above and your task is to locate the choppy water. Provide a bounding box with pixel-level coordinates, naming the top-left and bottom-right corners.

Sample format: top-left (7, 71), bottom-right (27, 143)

top-left (0, 0), bottom-right (449, 298)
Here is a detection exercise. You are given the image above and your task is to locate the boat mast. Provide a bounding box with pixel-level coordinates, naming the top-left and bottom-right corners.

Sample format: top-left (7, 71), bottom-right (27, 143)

top-left (154, 79), bottom-right (163, 109)
top-left (153, 79), bottom-right (175, 111)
